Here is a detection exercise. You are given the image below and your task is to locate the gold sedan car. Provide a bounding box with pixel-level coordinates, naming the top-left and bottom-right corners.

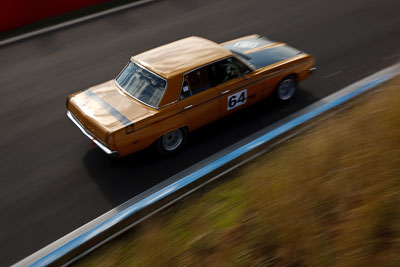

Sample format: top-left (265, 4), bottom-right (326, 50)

top-left (67, 34), bottom-right (315, 157)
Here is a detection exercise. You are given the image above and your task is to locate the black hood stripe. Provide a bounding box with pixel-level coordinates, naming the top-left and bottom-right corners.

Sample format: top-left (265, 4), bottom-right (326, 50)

top-left (85, 89), bottom-right (132, 126)
top-left (247, 45), bottom-right (303, 69)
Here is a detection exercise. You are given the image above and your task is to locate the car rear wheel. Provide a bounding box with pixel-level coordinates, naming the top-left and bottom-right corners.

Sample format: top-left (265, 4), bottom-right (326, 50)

top-left (157, 128), bottom-right (187, 155)
top-left (276, 76), bottom-right (297, 101)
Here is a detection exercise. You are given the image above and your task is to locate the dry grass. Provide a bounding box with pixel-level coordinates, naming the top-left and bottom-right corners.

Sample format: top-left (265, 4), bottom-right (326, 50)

top-left (76, 76), bottom-right (400, 267)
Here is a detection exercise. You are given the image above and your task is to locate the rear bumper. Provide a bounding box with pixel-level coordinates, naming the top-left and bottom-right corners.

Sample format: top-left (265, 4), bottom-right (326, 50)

top-left (67, 111), bottom-right (118, 157)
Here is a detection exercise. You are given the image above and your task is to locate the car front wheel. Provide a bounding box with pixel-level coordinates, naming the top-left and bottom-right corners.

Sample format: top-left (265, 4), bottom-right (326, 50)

top-left (157, 128), bottom-right (187, 155)
top-left (276, 76), bottom-right (298, 101)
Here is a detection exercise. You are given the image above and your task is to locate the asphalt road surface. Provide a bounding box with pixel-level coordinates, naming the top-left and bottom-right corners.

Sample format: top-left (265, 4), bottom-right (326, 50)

top-left (1, 0), bottom-right (400, 265)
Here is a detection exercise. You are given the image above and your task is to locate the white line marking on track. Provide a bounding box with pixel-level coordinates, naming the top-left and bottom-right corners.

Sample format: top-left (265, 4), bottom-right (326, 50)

top-left (0, 0), bottom-right (155, 47)
top-left (323, 70), bottom-right (343, 79)
top-left (382, 53), bottom-right (400, 60)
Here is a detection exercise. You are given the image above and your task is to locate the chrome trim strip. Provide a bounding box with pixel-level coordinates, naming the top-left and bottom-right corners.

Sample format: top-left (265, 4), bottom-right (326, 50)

top-left (158, 100), bottom-right (178, 109)
top-left (67, 111), bottom-right (118, 156)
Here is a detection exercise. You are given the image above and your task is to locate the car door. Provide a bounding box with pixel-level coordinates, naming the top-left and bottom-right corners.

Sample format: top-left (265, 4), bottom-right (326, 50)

top-left (177, 65), bottom-right (220, 131)
top-left (211, 57), bottom-right (263, 117)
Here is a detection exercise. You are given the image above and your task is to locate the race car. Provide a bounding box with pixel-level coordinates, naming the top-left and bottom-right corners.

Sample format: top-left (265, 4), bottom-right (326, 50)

top-left (67, 34), bottom-right (315, 157)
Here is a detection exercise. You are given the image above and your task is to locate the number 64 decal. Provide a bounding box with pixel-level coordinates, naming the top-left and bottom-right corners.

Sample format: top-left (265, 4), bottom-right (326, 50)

top-left (227, 89), bottom-right (247, 110)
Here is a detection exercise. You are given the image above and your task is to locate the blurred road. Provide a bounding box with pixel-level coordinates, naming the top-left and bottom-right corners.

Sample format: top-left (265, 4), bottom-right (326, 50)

top-left (1, 0), bottom-right (399, 265)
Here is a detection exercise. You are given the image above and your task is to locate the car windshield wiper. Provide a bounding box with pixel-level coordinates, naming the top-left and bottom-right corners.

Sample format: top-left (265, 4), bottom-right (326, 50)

top-left (231, 49), bottom-right (255, 70)
top-left (231, 49), bottom-right (251, 60)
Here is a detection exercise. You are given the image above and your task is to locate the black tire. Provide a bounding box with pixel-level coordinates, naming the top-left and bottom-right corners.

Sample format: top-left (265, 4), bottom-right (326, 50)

top-left (275, 76), bottom-right (298, 101)
top-left (156, 128), bottom-right (187, 155)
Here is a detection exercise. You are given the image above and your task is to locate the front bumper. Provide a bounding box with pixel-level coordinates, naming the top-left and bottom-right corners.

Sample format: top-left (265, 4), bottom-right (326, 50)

top-left (67, 111), bottom-right (118, 157)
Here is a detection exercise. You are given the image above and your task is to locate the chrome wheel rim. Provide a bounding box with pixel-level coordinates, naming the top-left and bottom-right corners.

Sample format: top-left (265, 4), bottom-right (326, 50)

top-left (162, 129), bottom-right (183, 151)
top-left (278, 79), bottom-right (296, 100)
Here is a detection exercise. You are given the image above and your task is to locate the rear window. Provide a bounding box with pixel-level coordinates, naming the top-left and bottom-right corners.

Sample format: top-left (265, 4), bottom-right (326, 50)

top-left (116, 62), bottom-right (167, 108)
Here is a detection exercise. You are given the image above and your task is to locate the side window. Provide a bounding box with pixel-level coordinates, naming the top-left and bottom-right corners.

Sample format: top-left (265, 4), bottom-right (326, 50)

top-left (180, 76), bottom-right (191, 99)
top-left (210, 57), bottom-right (251, 85)
top-left (180, 66), bottom-right (213, 99)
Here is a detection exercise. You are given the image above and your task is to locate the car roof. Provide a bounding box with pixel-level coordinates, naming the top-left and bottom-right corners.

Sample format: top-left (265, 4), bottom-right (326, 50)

top-left (132, 36), bottom-right (232, 79)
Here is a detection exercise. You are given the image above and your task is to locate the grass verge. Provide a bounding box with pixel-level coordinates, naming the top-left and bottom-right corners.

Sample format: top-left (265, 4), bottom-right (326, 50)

top-left (75, 76), bottom-right (400, 267)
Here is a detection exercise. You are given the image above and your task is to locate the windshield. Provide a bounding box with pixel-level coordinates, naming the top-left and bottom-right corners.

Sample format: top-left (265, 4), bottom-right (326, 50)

top-left (116, 62), bottom-right (167, 108)
top-left (231, 50), bottom-right (255, 69)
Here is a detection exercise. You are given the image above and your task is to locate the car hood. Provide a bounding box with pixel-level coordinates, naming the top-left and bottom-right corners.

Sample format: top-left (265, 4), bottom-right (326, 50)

top-left (222, 35), bottom-right (305, 69)
top-left (68, 80), bottom-right (154, 132)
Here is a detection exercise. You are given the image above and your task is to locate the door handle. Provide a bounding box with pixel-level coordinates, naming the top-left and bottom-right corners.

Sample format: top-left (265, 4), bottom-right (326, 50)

top-left (221, 90), bottom-right (230, 95)
top-left (183, 104), bottom-right (193, 110)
